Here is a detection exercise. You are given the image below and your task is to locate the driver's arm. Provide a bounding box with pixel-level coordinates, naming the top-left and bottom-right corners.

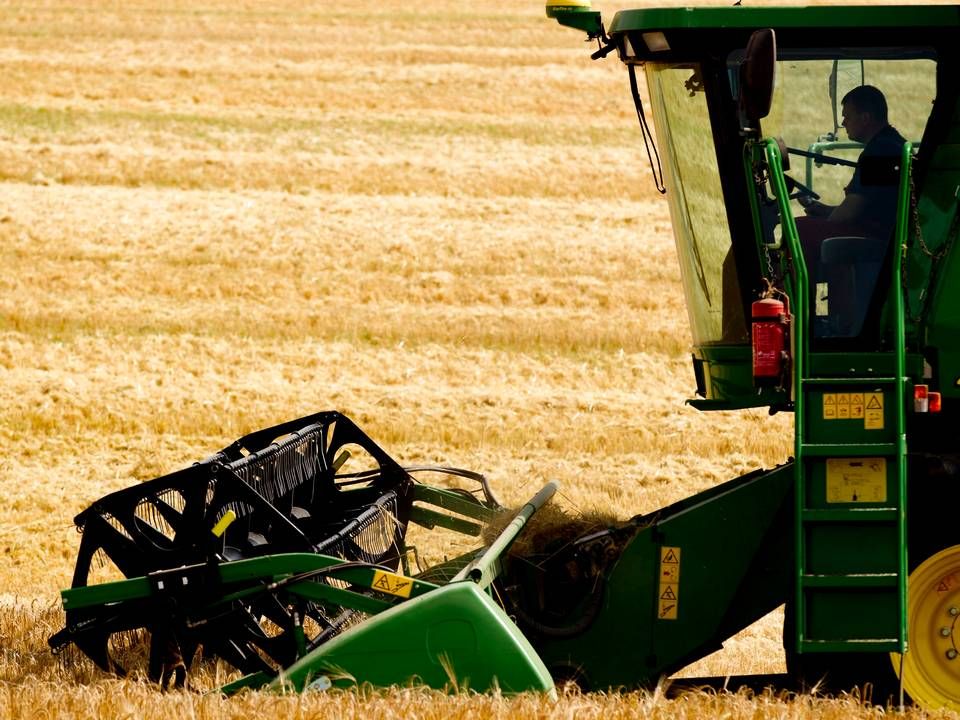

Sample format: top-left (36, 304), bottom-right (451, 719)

top-left (799, 196), bottom-right (834, 217)
top-left (827, 193), bottom-right (867, 224)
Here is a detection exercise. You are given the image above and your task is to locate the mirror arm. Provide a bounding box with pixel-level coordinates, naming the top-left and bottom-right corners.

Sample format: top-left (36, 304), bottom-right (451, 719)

top-left (591, 36), bottom-right (618, 60)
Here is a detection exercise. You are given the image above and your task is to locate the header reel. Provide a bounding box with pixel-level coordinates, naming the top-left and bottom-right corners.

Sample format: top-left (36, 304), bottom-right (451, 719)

top-left (48, 411), bottom-right (534, 690)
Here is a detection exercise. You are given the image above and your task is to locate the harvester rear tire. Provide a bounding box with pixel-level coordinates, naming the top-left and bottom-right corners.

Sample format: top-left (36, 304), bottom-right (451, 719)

top-left (891, 544), bottom-right (960, 713)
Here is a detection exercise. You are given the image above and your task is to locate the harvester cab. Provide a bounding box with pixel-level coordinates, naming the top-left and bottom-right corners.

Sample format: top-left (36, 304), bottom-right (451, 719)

top-left (552, 5), bottom-right (954, 410)
top-left (48, 2), bottom-right (960, 714)
top-left (548, 0), bottom-right (960, 709)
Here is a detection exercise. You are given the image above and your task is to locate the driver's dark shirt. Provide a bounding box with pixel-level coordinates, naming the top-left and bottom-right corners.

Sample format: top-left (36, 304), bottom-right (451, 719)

top-left (844, 124), bottom-right (907, 237)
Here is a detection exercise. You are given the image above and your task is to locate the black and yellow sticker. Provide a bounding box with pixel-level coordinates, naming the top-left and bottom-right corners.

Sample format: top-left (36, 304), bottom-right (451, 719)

top-left (822, 392), bottom-right (883, 430)
top-left (864, 392), bottom-right (884, 430)
top-left (371, 570), bottom-right (413, 598)
top-left (658, 546), bottom-right (681, 620)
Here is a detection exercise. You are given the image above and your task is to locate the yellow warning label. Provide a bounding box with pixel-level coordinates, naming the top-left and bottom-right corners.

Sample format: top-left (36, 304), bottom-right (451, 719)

top-left (850, 393), bottom-right (864, 419)
top-left (837, 394), bottom-right (850, 419)
top-left (822, 393), bottom-right (836, 419)
top-left (864, 392), bottom-right (884, 430)
top-left (936, 573), bottom-right (960, 594)
top-left (658, 584), bottom-right (678, 619)
top-left (371, 570), bottom-right (413, 598)
top-left (825, 458), bottom-right (887, 503)
top-left (658, 547), bottom-right (681, 620)
top-left (823, 392), bottom-right (882, 428)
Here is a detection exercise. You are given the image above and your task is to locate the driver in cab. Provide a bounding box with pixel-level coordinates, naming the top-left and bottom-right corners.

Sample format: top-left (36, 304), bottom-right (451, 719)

top-left (800, 85), bottom-right (906, 230)
top-left (797, 85), bottom-right (907, 257)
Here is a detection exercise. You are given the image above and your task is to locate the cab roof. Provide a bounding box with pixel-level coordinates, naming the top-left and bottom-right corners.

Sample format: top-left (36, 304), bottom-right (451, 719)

top-left (608, 5), bottom-right (960, 34)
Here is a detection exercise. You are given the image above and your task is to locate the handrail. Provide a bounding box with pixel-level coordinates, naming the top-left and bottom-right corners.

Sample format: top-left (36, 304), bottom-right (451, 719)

top-left (763, 139), bottom-right (808, 379)
top-left (767, 137), bottom-right (913, 654)
top-left (892, 141), bottom-right (912, 653)
top-left (758, 140), bottom-right (809, 649)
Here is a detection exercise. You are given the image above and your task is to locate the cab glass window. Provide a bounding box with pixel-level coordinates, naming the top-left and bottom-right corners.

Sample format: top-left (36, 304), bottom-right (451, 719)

top-left (748, 54), bottom-right (936, 211)
top-left (646, 63), bottom-right (747, 346)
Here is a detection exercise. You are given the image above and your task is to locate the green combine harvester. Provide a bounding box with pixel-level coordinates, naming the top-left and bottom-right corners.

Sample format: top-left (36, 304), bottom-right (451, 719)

top-left (49, 1), bottom-right (960, 712)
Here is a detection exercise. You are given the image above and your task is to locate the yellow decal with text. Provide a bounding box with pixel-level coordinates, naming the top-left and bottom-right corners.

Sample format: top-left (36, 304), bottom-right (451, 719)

top-left (371, 570), bottom-right (413, 598)
top-left (825, 458), bottom-right (887, 503)
top-left (822, 392), bottom-right (882, 429)
top-left (864, 392), bottom-right (884, 430)
top-left (658, 546), bottom-right (681, 620)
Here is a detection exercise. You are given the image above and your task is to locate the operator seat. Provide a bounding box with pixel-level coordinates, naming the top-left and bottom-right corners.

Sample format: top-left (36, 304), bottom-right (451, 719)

top-left (815, 234), bottom-right (888, 339)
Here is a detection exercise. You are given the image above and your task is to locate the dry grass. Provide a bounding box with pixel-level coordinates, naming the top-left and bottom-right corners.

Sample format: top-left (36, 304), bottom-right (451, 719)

top-left (0, 597), bottom-right (941, 718)
top-left (0, 0), bottom-right (951, 717)
top-left (2, 681), bottom-right (949, 720)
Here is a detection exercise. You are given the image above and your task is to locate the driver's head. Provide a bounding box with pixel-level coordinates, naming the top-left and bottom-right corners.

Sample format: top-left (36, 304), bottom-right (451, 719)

top-left (841, 85), bottom-right (889, 143)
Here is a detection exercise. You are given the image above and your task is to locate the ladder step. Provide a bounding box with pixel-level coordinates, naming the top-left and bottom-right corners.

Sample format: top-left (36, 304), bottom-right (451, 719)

top-left (801, 573), bottom-right (899, 588)
top-left (802, 377), bottom-right (898, 386)
top-left (801, 508), bottom-right (898, 523)
top-left (800, 443), bottom-right (898, 457)
top-left (799, 639), bottom-right (902, 653)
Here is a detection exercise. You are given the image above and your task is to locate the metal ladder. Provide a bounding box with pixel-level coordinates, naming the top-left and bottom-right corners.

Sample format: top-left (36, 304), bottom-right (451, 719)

top-left (788, 145), bottom-right (913, 656)
top-left (793, 354), bottom-right (908, 653)
top-left (761, 138), bottom-right (912, 656)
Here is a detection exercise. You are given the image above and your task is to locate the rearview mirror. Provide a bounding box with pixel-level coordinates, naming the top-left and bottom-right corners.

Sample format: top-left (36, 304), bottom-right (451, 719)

top-left (739, 28), bottom-right (777, 130)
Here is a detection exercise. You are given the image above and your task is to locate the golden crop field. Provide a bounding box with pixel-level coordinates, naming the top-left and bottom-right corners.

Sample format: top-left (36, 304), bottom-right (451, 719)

top-left (0, 0), bottom-right (955, 718)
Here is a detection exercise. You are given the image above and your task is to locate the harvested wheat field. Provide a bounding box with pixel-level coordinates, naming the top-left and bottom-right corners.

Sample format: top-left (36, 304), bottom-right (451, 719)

top-left (0, 0), bottom-right (953, 718)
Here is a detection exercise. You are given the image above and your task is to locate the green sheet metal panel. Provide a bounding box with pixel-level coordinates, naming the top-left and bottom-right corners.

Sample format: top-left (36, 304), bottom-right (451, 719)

top-left (268, 582), bottom-right (555, 695)
top-left (806, 589), bottom-right (900, 642)
top-left (687, 344), bottom-right (789, 410)
top-left (805, 523), bottom-right (898, 576)
top-left (528, 464), bottom-right (794, 689)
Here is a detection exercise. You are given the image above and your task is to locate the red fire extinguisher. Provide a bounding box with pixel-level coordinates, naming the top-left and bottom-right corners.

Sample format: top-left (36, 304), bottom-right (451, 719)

top-left (752, 296), bottom-right (790, 385)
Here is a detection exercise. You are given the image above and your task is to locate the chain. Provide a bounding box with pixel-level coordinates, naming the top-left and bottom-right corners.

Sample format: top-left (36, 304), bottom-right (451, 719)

top-left (902, 171), bottom-right (920, 323)
top-left (753, 162), bottom-right (778, 283)
top-left (908, 172), bottom-right (952, 262)
top-left (903, 168), bottom-right (960, 323)
top-left (763, 236), bottom-right (775, 280)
